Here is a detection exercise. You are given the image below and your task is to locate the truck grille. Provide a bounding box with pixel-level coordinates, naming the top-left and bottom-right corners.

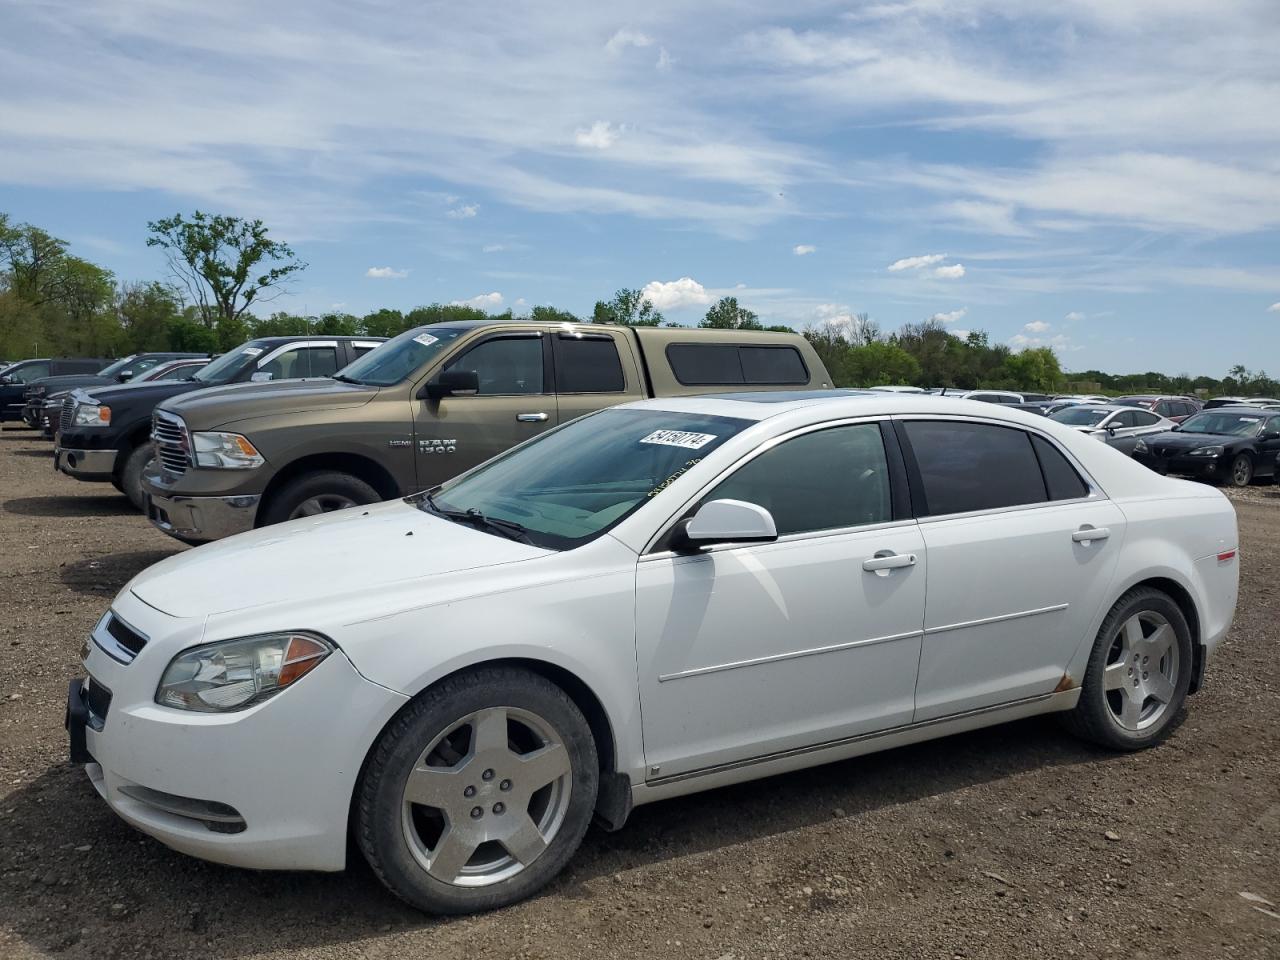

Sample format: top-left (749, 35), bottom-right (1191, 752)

top-left (59, 396), bottom-right (75, 434)
top-left (152, 411), bottom-right (191, 475)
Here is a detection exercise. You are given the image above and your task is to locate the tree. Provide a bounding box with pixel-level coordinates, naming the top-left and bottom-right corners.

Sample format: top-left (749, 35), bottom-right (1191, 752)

top-left (529, 305), bottom-right (581, 324)
top-left (1004, 347), bottom-right (1063, 392)
top-left (146, 211), bottom-right (306, 329)
top-left (315, 311), bottom-right (360, 336)
top-left (700, 296), bottom-right (762, 330)
top-left (592, 288), bottom-right (663, 326)
top-left (0, 215), bottom-right (68, 304)
top-left (117, 282), bottom-right (183, 352)
top-left (361, 308), bottom-right (407, 338)
top-left (404, 303), bottom-right (491, 327)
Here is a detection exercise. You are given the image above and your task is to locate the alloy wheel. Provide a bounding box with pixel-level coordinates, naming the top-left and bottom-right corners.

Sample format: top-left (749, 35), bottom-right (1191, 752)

top-left (400, 706), bottom-right (572, 887)
top-left (1103, 611), bottom-right (1180, 732)
top-left (289, 493), bottom-right (358, 518)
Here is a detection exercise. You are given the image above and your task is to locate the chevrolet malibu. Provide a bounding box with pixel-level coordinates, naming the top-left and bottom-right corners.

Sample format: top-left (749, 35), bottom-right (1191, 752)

top-left (67, 392), bottom-right (1239, 914)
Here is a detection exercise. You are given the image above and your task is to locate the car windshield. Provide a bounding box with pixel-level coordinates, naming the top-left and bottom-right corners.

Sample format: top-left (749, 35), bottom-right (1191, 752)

top-left (95, 355), bottom-right (139, 378)
top-left (1050, 407), bottom-right (1109, 426)
top-left (421, 407), bottom-right (752, 550)
top-left (193, 341), bottom-right (277, 385)
top-left (1178, 412), bottom-right (1264, 436)
top-left (335, 326), bottom-right (467, 386)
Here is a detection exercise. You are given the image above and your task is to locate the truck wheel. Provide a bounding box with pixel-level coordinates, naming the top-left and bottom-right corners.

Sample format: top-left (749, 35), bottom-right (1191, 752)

top-left (357, 666), bottom-right (598, 914)
top-left (260, 471), bottom-right (380, 526)
top-left (118, 444), bottom-right (153, 511)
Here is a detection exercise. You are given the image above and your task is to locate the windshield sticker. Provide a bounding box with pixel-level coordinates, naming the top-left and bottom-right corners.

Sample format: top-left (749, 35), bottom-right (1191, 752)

top-left (1238, 417), bottom-right (1260, 423)
top-left (648, 458), bottom-right (702, 498)
top-left (242, 347), bottom-right (263, 357)
top-left (250, 372), bottom-right (273, 382)
top-left (413, 332), bottom-right (440, 347)
top-left (640, 429), bottom-right (717, 450)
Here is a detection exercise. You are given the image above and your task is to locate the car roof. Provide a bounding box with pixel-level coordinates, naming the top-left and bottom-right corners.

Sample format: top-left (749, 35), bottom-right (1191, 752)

top-left (627, 390), bottom-right (1064, 423)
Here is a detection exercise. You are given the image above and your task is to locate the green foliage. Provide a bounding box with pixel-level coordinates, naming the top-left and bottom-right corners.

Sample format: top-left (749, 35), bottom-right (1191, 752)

top-left (700, 296), bottom-right (762, 330)
top-left (405, 303), bottom-right (490, 327)
top-left (529, 305), bottom-right (581, 324)
top-left (118, 282), bottom-right (184, 351)
top-left (592, 288), bottom-right (663, 326)
top-left (146, 211), bottom-right (306, 327)
top-left (361, 308), bottom-right (407, 338)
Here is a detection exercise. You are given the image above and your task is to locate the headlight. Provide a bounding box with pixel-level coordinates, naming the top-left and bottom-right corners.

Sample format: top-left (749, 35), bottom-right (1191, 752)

top-left (72, 403), bottom-right (110, 426)
top-left (156, 632), bottom-right (333, 713)
top-left (191, 431), bottom-right (265, 469)
top-left (1188, 445), bottom-right (1224, 457)
top-left (1133, 439), bottom-right (1149, 454)
top-left (29, 385), bottom-right (45, 397)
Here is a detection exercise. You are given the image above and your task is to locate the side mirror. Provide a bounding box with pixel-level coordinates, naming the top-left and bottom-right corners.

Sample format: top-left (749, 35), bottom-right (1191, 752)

top-left (0, 375), bottom-right (11, 385)
top-left (1262, 429), bottom-right (1280, 441)
top-left (118, 371), bottom-right (134, 382)
top-left (421, 368), bottom-right (479, 400)
top-left (1105, 423), bottom-right (1117, 435)
top-left (673, 499), bottom-right (778, 551)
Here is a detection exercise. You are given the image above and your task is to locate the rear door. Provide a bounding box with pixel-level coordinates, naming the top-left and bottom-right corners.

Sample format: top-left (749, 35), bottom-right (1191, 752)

top-left (550, 330), bottom-right (644, 424)
top-left (897, 418), bottom-right (1126, 720)
top-left (413, 330), bottom-right (555, 488)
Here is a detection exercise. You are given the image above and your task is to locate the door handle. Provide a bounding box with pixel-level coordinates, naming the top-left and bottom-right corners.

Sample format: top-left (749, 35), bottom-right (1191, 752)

top-left (1072, 526), bottom-right (1111, 544)
top-left (862, 552), bottom-right (917, 573)
top-left (516, 413), bottom-right (549, 422)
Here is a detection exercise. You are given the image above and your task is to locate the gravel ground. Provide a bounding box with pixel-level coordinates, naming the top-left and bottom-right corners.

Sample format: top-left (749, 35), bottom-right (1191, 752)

top-left (0, 425), bottom-right (1277, 960)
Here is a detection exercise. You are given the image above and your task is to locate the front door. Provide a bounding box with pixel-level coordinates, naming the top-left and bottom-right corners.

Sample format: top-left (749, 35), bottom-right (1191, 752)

top-left (635, 422), bottom-right (927, 781)
top-left (413, 331), bottom-right (555, 489)
top-left (896, 419), bottom-right (1127, 721)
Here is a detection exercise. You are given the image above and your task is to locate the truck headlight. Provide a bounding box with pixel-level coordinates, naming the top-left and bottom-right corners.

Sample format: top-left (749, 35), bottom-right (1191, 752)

top-left (72, 403), bottom-right (110, 426)
top-left (156, 632), bottom-right (333, 713)
top-left (191, 431), bottom-right (265, 469)
top-left (1188, 445), bottom-right (1223, 457)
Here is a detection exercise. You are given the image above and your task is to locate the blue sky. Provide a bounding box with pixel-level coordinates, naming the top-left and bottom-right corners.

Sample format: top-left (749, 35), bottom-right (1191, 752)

top-left (1, 0), bottom-right (1278, 376)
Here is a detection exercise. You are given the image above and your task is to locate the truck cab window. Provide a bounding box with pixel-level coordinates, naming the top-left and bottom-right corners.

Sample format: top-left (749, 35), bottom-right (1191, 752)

top-left (444, 336), bottom-right (545, 395)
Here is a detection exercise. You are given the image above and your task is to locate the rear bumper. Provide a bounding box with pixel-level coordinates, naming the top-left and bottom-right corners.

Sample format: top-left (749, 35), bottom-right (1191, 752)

top-left (145, 489), bottom-right (260, 543)
top-left (54, 446), bottom-right (117, 480)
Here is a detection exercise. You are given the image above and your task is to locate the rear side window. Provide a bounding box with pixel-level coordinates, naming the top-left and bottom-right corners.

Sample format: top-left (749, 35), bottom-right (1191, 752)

top-left (554, 334), bottom-right (625, 393)
top-left (902, 421), bottom-right (1047, 516)
top-left (1031, 436), bottom-right (1089, 501)
top-left (666, 343), bottom-right (808, 386)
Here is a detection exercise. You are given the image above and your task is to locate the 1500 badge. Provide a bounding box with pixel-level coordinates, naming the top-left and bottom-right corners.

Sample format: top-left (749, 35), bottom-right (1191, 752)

top-left (418, 438), bottom-right (457, 454)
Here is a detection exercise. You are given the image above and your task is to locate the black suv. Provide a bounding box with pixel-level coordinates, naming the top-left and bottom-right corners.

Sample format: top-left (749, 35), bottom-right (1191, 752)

top-left (1133, 406), bottom-right (1280, 487)
top-left (55, 336), bottom-right (384, 508)
top-left (21, 352), bottom-right (207, 429)
top-left (1, 357), bottom-right (108, 422)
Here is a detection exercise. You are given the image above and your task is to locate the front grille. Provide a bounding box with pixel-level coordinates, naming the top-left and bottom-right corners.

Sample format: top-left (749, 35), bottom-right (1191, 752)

top-left (85, 677), bottom-right (112, 729)
top-left (105, 615), bottom-right (147, 657)
top-left (152, 411), bottom-right (190, 475)
top-left (59, 397), bottom-right (75, 434)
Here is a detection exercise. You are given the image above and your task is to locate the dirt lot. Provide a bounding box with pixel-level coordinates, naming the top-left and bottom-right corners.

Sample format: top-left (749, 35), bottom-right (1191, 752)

top-left (0, 425), bottom-right (1277, 960)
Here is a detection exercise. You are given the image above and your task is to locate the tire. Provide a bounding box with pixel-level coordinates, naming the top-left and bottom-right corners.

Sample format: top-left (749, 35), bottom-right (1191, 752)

top-left (1228, 453), bottom-right (1253, 487)
top-left (118, 444), bottom-right (153, 511)
top-left (1061, 587), bottom-right (1193, 751)
top-left (357, 666), bottom-right (599, 915)
top-left (258, 471), bottom-right (380, 526)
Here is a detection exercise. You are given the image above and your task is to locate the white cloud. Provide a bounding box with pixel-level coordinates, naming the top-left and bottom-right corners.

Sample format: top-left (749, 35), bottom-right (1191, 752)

top-left (888, 253), bottom-right (947, 272)
top-left (656, 47), bottom-right (673, 71)
top-left (933, 263), bottom-right (966, 279)
top-left (452, 291), bottom-right (504, 309)
top-left (792, 244), bottom-right (816, 256)
top-left (604, 28), bottom-right (652, 55)
top-left (365, 266), bottom-right (408, 279)
top-left (482, 243), bottom-right (505, 253)
top-left (641, 277), bottom-right (714, 311)
top-left (1064, 311), bottom-right (1086, 322)
top-left (1024, 320), bottom-right (1051, 333)
top-left (951, 328), bottom-right (971, 340)
top-left (446, 204), bottom-right (478, 219)
top-left (574, 120), bottom-right (621, 150)
top-left (930, 307), bottom-right (967, 324)
top-left (1268, 302), bottom-right (1280, 313)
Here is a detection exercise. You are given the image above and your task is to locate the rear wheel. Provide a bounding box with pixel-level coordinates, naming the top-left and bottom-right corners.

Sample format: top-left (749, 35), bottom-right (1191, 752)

top-left (1228, 453), bottom-right (1253, 487)
top-left (357, 666), bottom-right (598, 914)
top-left (1062, 587), bottom-right (1192, 751)
top-left (259, 471), bottom-right (379, 526)
top-left (118, 444), bottom-right (153, 511)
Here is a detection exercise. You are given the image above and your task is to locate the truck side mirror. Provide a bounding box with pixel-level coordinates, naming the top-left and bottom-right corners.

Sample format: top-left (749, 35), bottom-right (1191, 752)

top-left (421, 368), bottom-right (480, 400)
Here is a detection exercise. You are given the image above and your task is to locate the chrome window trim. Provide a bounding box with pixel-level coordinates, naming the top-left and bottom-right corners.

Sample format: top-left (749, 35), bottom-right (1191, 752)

top-left (640, 415), bottom-right (899, 557)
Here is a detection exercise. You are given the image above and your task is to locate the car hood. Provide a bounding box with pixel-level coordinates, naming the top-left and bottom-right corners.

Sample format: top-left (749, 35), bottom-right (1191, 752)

top-left (161, 377), bottom-right (378, 429)
top-left (127, 499), bottom-right (550, 618)
top-left (1142, 430), bottom-right (1243, 451)
top-left (29, 374), bottom-right (113, 393)
top-left (85, 379), bottom-right (200, 407)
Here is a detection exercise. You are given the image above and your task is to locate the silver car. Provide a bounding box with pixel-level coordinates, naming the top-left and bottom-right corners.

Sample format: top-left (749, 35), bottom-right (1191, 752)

top-left (1049, 404), bottom-right (1176, 455)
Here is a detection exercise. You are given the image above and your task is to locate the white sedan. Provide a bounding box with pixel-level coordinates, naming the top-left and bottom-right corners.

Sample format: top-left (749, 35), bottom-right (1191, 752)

top-left (68, 392), bottom-right (1239, 914)
top-left (1049, 403), bottom-right (1176, 455)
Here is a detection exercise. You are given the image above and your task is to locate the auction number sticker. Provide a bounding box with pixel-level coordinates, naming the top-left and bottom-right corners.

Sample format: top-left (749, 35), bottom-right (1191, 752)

top-left (242, 346), bottom-right (264, 357)
top-left (640, 429), bottom-right (717, 449)
top-left (413, 332), bottom-right (440, 347)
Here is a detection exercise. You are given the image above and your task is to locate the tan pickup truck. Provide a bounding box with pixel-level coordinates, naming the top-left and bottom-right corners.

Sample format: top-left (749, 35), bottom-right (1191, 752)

top-left (142, 319), bottom-right (832, 542)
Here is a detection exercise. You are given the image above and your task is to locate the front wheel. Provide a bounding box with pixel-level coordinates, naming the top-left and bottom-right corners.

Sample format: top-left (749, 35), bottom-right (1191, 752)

top-left (118, 444), bottom-right (153, 511)
top-left (1061, 587), bottom-right (1192, 751)
top-left (357, 666), bottom-right (598, 914)
top-left (258, 471), bottom-right (379, 526)
top-left (1228, 453), bottom-right (1253, 487)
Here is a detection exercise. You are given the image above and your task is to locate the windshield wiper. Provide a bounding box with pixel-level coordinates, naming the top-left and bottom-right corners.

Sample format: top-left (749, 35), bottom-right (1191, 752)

top-left (332, 373), bottom-right (364, 385)
top-left (422, 494), bottom-right (533, 544)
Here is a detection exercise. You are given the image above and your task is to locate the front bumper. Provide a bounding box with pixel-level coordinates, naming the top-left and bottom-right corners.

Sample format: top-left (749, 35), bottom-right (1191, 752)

top-left (67, 595), bottom-right (407, 871)
top-left (145, 490), bottom-right (261, 542)
top-left (1136, 453), bottom-right (1227, 480)
top-left (54, 446), bottom-right (118, 480)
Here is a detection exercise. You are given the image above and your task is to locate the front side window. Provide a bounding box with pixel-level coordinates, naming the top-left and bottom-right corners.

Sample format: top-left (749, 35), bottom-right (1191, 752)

top-left (444, 336), bottom-right (545, 395)
top-left (424, 408), bottom-right (750, 549)
top-left (700, 423), bottom-right (891, 536)
top-left (1130, 410), bottom-right (1160, 427)
top-left (903, 420), bottom-right (1047, 516)
top-left (255, 346), bottom-right (338, 381)
top-left (8, 361), bottom-right (50, 383)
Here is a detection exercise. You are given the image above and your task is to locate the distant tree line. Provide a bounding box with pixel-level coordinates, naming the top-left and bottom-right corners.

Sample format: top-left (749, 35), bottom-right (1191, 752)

top-left (1, 211), bottom-right (1267, 396)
